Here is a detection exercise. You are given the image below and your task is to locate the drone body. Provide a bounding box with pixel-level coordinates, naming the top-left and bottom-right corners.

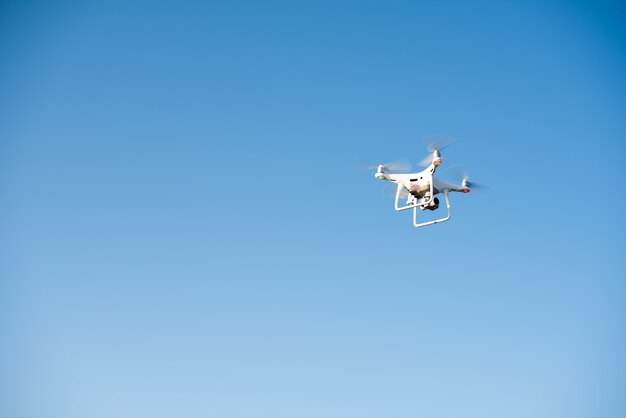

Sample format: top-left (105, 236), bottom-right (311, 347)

top-left (374, 147), bottom-right (476, 228)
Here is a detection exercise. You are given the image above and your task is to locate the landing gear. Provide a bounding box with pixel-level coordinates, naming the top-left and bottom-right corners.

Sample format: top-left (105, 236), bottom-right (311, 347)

top-left (413, 190), bottom-right (451, 228)
top-left (392, 184), bottom-right (452, 228)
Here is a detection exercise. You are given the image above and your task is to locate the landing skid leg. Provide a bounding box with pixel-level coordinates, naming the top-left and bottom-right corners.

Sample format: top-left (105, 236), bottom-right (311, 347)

top-left (413, 190), bottom-right (451, 228)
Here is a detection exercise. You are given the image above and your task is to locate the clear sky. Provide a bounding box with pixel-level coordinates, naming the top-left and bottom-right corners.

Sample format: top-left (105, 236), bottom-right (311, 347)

top-left (1, 1), bottom-right (625, 417)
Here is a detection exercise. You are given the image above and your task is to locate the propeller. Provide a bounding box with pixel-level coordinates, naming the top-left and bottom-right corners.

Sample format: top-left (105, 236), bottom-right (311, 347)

top-left (425, 138), bottom-right (452, 153)
top-left (440, 165), bottom-right (486, 191)
top-left (462, 177), bottom-right (485, 190)
top-left (418, 138), bottom-right (453, 167)
top-left (361, 159), bottom-right (411, 173)
top-left (418, 154), bottom-right (436, 167)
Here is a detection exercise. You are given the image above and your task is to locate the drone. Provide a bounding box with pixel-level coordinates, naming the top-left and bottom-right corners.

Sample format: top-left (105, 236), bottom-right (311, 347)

top-left (373, 145), bottom-right (480, 228)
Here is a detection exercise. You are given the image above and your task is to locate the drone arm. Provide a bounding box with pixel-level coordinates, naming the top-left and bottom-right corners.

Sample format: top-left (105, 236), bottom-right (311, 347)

top-left (413, 189), bottom-right (451, 228)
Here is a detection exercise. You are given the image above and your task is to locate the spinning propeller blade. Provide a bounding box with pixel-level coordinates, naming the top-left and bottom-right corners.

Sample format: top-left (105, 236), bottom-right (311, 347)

top-left (361, 159), bottom-right (411, 173)
top-left (440, 165), bottom-right (487, 191)
top-left (425, 138), bottom-right (452, 153)
top-left (382, 159), bottom-right (411, 172)
top-left (462, 178), bottom-right (485, 190)
top-left (418, 138), bottom-right (453, 167)
top-left (418, 154), bottom-right (435, 167)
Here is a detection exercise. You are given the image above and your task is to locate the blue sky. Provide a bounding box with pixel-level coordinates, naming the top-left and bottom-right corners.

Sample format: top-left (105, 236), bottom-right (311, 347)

top-left (1, 1), bottom-right (625, 417)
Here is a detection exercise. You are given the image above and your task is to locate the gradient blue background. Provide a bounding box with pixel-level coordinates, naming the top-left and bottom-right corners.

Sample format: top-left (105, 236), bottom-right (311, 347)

top-left (1, 1), bottom-right (625, 417)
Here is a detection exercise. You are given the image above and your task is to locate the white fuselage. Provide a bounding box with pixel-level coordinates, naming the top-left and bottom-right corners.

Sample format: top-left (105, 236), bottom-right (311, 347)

top-left (384, 165), bottom-right (463, 197)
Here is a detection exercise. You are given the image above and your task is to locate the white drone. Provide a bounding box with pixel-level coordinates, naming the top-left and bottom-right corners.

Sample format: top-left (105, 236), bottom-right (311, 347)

top-left (373, 145), bottom-right (479, 228)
